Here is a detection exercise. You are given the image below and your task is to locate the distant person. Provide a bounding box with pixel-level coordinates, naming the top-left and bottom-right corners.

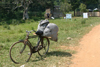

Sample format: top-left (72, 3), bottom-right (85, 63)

top-left (47, 13), bottom-right (50, 19)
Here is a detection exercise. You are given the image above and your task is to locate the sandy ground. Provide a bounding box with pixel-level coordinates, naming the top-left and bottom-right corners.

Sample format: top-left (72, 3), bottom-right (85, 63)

top-left (70, 24), bottom-right (100, 67)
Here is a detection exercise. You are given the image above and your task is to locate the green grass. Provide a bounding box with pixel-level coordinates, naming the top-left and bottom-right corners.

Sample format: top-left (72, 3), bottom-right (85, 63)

top-left (0, 17), bottom-right (100, 67)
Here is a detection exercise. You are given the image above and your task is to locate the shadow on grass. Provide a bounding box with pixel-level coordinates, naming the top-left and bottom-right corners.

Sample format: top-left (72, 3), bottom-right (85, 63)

top-left (47, 51), bottom-right (72, 57)
top-left (31, 51), bottom-right (72, 62)
top-left (32, 57), bottom-right (44, 62)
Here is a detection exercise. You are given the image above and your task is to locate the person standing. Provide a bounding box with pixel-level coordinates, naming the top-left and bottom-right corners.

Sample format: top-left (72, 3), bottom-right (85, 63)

top-left (47, 13), bottom-right (50, 19)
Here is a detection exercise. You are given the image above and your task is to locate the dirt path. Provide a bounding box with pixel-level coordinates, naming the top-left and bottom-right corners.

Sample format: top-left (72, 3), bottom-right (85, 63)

top-left (70, 24), bottom-right (100, 67)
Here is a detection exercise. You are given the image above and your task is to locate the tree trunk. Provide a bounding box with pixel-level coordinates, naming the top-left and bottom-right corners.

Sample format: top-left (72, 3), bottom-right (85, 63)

top-left (23, 7), bottom-right (29, 20)
top-left (74, 10), bottom-right (75, 16)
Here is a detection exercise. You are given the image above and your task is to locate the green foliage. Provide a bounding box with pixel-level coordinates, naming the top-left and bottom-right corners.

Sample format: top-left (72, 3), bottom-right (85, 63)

top-left (70, 0), bottom-right (80, 16)
top-left (79, 3), bottom-right (87, 12)
top-left (60, 1), bottom-right (71, 15)
top-left (0, 45), bottom-right (3, 50)
top-left (81, 19), bottom-right (86, 24)
top-left (81, 0), bottom-right (98, 9)
top-left (6, 38), bottom-right (11, 42)
top-left (20, 19), bottom-right (25, 23)
top-left (0, 0), bottom-right (99, 22)
top-left (2, 22), bottom-right (11, 30)
top-left (19, 34), bottom-right (26, 40)
top-left (7, 26), bottom-right (11, 30)
top-left (12, 19), bottom-right (18, 25)
top-left (98, 4), bottom-right (100, 10)
top-left (31, 27), bottom-right (34, 30)
top-left (18, 29), bottom-right (23, 33)
top-left (70, 0), bottom-right (80, 10)
top-left (0, 0), bottom-right (54, 21)
top-left (54, 0), bottom-right (61, 5)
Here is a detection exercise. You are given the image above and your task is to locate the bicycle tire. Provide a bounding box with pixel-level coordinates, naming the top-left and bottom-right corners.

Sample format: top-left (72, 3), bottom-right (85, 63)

top-left (38, 37), bottom-right (50, 57)
top-left (9, 41), bottom-right (32, 64)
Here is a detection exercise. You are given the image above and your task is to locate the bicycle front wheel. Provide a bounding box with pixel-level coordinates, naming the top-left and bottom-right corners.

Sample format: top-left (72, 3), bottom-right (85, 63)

top-left (38, 37), bottom-right (50, 57)
top-left (9, 41), bottom-right (32, 64)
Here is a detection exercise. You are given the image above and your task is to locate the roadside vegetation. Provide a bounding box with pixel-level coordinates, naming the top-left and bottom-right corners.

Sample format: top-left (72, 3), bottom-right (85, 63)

top-left (0, 17), bottom-right (100, 67)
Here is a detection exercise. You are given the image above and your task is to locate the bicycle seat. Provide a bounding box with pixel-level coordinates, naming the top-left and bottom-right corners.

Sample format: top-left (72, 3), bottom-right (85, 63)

top-left (36, 30), bottom-right (43, 36)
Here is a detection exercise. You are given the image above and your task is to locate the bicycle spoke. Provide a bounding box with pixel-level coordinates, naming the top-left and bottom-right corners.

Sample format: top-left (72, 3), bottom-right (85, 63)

top-left (9, 41), bottom-right (32, 64)
top-left (38, 38), bottom-right (49, 57)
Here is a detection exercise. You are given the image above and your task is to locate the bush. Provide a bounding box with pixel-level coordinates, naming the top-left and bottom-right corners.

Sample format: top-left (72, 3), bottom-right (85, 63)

top-left (81, 19), bottom-right (86, 24)
top-left (79, 3), bottom-right (87, 12)
top-left (18, 29), bottom-right (23, 33)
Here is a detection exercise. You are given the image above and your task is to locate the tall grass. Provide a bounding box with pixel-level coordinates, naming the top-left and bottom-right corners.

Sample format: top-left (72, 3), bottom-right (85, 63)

top-left (0, 17), bottom-right (100, 67)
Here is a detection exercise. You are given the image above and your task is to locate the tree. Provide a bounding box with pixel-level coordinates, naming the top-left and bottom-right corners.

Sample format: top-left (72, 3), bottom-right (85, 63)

top-left (98, 0), bottom-right (100, 11)
top-left (81, 0), bottom-right (98, 9)
top-left (70, 0), bottom-right (80, 16)
top-left (54, 0), bottom-right (61, 5)
top-left (0, 0), bottom-right (15, 20)
top-left (79, 3), bottom-right (87, 12)
top-left (0, 0), bottom-right (55, 20)
top-left (13, 0), bottom-right (55, 20)
top-left (0, 0), bottom-right (33, 20)
top-left (12, 0), bottom-right (33, 20)
top-left (60, 1), bottom-right (71, 15)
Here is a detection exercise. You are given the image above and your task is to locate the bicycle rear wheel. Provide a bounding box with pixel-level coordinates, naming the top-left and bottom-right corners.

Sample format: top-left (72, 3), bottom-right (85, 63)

top-left (9, 41), bottom-right (32, 64)
top-left (38, 37), bottom-right (50, 57)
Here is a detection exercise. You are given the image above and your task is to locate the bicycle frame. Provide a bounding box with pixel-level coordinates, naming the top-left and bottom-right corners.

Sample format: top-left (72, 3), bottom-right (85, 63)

top-left (19, 33), bottom-right (42, 54)
top-left (9, 30), bottom-right (50, 64)
top-left (20, 30), bottom-right (50, 54)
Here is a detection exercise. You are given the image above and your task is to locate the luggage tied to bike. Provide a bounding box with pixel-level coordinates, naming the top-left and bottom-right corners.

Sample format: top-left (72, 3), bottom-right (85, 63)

top-left (37, 20), bottom-right (59, 42)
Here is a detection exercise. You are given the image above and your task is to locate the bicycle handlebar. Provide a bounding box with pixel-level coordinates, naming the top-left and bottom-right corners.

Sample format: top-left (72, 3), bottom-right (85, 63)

top-left (26, 30), bottom-right (36, 33)
top-left (26, 30), bottom-right (31, 33)
top-left (26, 30), bottom-right (37, 39)
top-left (26, 30), bottom-right (36, 36)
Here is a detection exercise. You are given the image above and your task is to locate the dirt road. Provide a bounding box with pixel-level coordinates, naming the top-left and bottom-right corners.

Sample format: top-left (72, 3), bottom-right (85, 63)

top-left (70, 24), bottom-right (100, 67)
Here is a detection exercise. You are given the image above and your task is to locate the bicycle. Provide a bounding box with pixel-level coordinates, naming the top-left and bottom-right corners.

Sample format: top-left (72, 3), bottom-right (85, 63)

top-left (9, 30), bottom-right (50, 64)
